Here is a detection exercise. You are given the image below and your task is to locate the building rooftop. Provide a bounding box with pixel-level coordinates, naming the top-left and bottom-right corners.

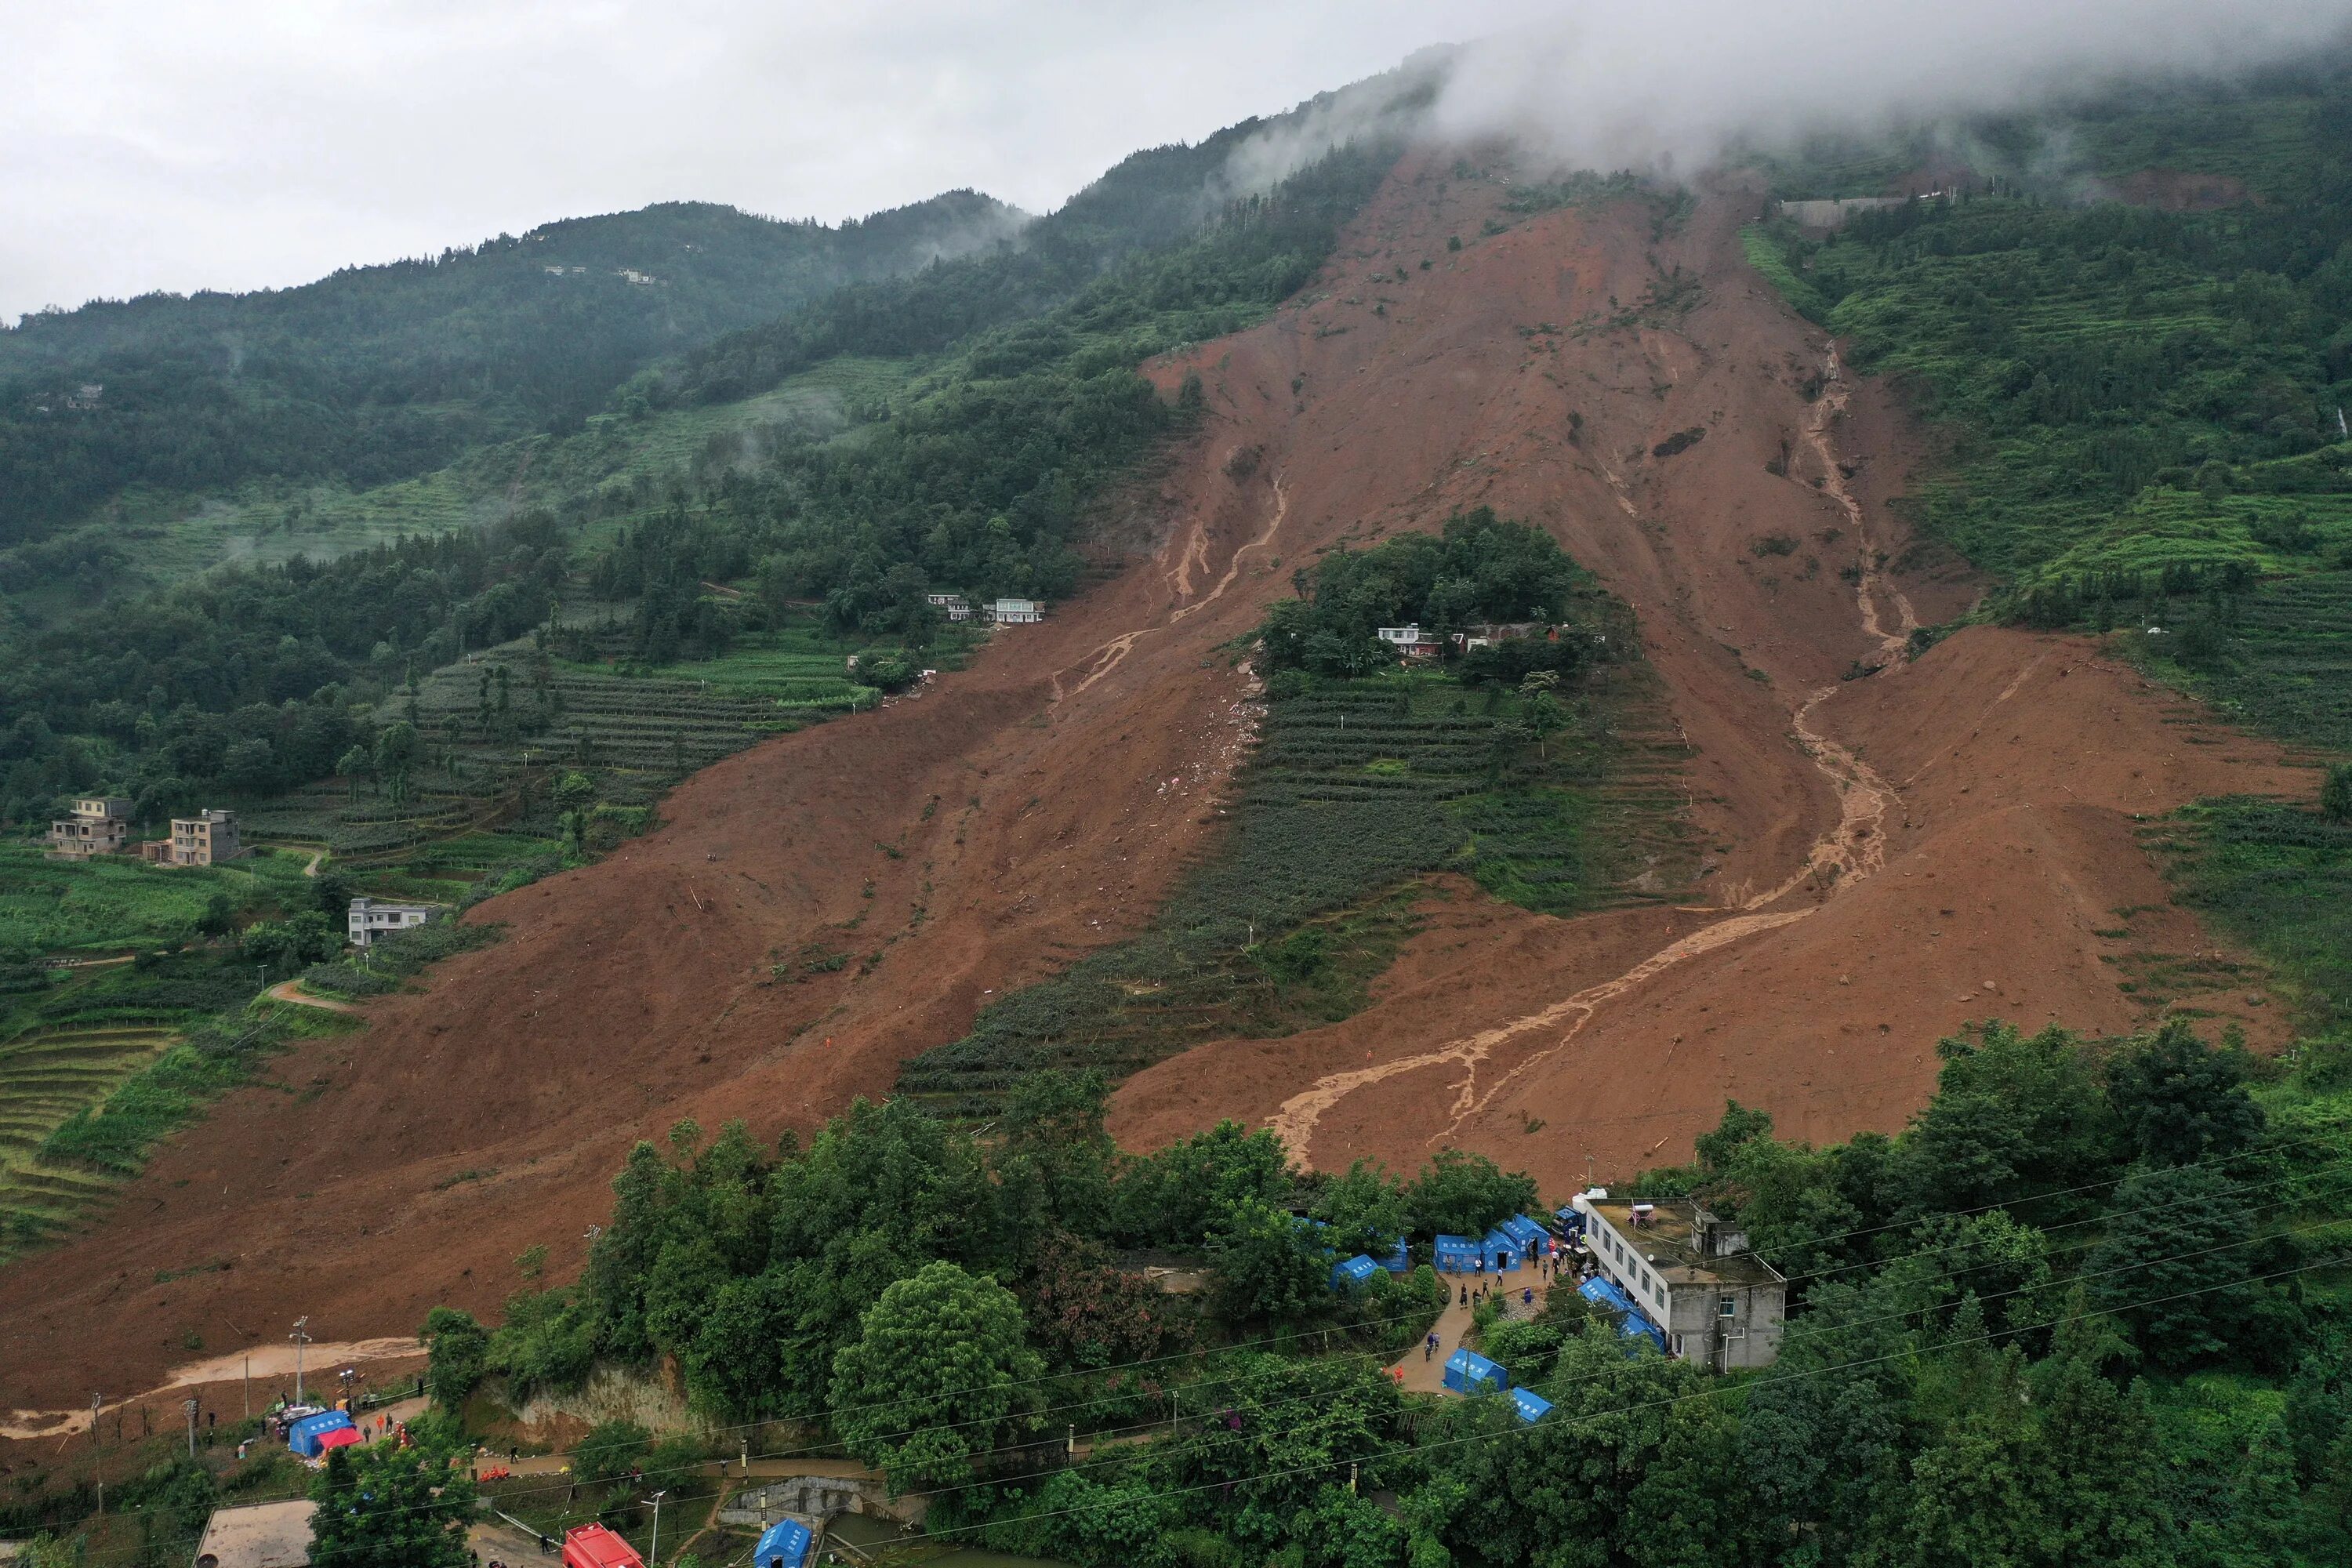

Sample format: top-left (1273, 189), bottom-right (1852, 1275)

top-left (1584, 1198), bottom-right (1784, 1289)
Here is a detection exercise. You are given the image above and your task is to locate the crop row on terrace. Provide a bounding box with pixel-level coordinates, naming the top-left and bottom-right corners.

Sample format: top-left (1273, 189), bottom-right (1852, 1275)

top-left (241, 612), bottom-right (929, 856)
top-left (2120, 569), bottom-right (2352, 754)
top-left (2145, 795), bottom-right (2352, 1041)
top-left (898, 664), bottom-right (1694, 1116)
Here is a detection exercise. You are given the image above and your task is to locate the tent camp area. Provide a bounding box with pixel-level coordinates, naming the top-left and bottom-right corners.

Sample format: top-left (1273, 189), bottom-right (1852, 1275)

top-left (194, 1500), bottom-right (316, 1568)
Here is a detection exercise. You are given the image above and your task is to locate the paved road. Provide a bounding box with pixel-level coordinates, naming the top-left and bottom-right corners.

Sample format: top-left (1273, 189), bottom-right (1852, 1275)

top-left (1389, 1263), bottom-right (1570, 1396)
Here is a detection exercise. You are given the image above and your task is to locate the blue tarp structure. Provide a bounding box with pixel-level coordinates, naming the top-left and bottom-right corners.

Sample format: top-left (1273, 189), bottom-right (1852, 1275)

top-left (1554, 1204), bottom-right (1586, 1238)
top-left (1330, 1254), bottom-right (1380, 1290)
top-left (1443, 1348), bottom-right (1510, 1394)
top-left (1578, 1276), bottom-right (1668, 1352)
top-left (1508, 1388), bottom-right (1554, 1425)
top-left (1499, 1215), bottom-right (1551, 1258)
top-left (753, 1519), bottom-right (813, 1568)
top-left (1433, 1234), bottom-right (1479, 1272)
top-left (1480, 1229), bottom-right (1523, 1271)
top-left (1381, 1239), bottom-right (1410, 1272)
top-left (287, 1410), bottom-right (354, 1457)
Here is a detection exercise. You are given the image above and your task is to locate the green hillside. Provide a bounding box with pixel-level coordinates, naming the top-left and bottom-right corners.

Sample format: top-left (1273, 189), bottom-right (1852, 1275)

top-left (0, 194), bottom-right (1022, 551)
top-left (1748, 58), bottom-right (2352, 754)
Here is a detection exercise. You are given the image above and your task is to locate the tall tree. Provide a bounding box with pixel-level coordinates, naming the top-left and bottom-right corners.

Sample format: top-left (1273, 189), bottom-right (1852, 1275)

top-left (829, 1260), bottom-right (1042, 1490)
top-left (307, 1415), bottom-right (477, 1568)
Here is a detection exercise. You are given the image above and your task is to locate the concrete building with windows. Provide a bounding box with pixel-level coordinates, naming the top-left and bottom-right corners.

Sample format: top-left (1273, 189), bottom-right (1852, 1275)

top-left (925, 592), bottom-right (975, 622)
top-left (347, 898), bottom-right (443, 949)
top-left (162, 809), bottom-right (244, 867)
top-left (1573, 1194), bottom-right (1786, 1370)
top-left (989, 597), bottom-right (1044, 625)
top-left (1375, 625), bottom-right (1439, 660)
top-left (48, 797), bottom-right (134, 858)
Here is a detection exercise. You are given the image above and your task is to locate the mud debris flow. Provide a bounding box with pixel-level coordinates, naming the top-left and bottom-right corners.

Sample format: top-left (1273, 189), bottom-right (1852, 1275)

top-left (0, 154), bottom-right (2315, 1410)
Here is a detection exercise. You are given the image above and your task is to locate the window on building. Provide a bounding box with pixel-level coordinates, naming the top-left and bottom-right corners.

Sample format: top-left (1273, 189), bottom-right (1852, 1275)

top-left (1719, 1294), bottom-right (1737, 1318)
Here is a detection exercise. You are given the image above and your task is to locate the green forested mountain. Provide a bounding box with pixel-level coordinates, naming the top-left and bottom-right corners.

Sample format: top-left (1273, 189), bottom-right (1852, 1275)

top-left (0, 69), bottom-right (1414, 823)
top-left (0, 193), bottom-right (1024, 546)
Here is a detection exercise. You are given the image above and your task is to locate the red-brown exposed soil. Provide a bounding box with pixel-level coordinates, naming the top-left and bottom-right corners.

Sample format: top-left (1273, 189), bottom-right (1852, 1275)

top-left (0, 151), bottom-right (2314, 1418)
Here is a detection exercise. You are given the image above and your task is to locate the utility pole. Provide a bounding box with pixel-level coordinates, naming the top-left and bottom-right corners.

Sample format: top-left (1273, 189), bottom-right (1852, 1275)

top-left (243, 1354), bottom-right (251, 1418)
top-left (185, 1398), bottom-right (198, 1460)
top-left (645, 1490), bottom-right (666, 1568)
top-left (89, 1393), bottom-right (102, 1451)
top-left (290, 1317), bottom-right (312, 1406)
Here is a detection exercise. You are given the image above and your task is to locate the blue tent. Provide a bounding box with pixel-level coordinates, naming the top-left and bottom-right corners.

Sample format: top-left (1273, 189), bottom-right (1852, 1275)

top-left (287, 1410), bottom-right (354, 1457)
top-left (1508, 1388), bottom-right (1554, 1425)
top-left (1479, 1229), bottom-right (1523, 1271)
top-left (1578, 1276), bottom-right (1635, 1313)
top-left (753, 1519), bottom-right (813, 1568)
top-left (1499, 1215), bottom-right (1551, 1257)
top-left (1554, 1203), bottom-right (1587, 1238)
top-left (1578, 1276), bottom-right (1667, 1352)
top-left (1381, 1238), bottom-right (1410, 1272)
top-left (1443, 1348), bottom-right (1509, 1395)
top-left (1432, 1234), bottom-right (1479, 1272)
top-left (1330, 1254), bottom-right (1379, 1291)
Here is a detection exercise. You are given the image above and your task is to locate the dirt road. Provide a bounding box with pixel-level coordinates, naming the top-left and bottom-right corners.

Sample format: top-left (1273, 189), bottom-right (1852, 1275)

top-left (265, 978), bottom-right (358, 1013)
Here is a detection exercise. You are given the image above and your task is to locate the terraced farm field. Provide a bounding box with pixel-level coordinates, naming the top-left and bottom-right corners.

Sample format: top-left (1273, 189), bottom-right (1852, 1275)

top-left (899, 664), bottom-right (1693, 1117)
top-left (0, 1023), bottom-right (174, 1260)
top-left (240, 613), bottom-right (939, 856)
top-left (2129, 569), bottom-right (2352, 755)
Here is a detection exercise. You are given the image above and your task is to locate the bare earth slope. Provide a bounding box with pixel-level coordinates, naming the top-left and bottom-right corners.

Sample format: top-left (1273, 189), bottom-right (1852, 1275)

top-left (0, 154), bottom-right (2311, 1410)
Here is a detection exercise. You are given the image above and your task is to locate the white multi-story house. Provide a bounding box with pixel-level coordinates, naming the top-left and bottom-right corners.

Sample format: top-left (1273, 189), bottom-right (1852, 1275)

top-left (1574, 1194), bottom-right (1787, 1370)
top-left (1375, 625), bottom-right (1439, 660)
top-left (989, 597), bottom-right (1044, 625)
top-left (347, 898), bottom-right (443, 949)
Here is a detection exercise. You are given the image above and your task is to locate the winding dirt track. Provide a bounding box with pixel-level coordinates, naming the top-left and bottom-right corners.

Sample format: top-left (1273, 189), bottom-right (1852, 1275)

top-left (0, 152), bottom-right (2317, 1417)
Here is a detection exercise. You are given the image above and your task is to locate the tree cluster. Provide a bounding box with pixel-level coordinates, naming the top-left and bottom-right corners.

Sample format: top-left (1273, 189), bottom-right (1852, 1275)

top-left (1258, 508), bottom-right (1591, 681)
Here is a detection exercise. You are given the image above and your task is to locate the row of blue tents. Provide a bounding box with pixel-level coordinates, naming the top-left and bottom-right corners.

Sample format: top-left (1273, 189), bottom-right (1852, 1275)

top-left (1432, 1213), bottom-right (1559, 1274)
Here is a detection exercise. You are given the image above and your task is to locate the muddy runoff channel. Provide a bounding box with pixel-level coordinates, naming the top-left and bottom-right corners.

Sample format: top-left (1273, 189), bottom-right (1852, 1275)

top-left (1268, 354), bottom-right (1914, 1163)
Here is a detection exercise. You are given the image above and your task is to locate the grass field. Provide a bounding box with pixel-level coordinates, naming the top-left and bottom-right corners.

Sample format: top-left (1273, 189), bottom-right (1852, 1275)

top-left (898, 662), bottom-right (1693, 1116)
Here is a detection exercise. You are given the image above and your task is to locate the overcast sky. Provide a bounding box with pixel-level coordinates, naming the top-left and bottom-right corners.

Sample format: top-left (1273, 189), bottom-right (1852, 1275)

top-left (10, 1), bottom-right (2352, 325)
top-left (0, 1), bottom-right (1526, 323)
